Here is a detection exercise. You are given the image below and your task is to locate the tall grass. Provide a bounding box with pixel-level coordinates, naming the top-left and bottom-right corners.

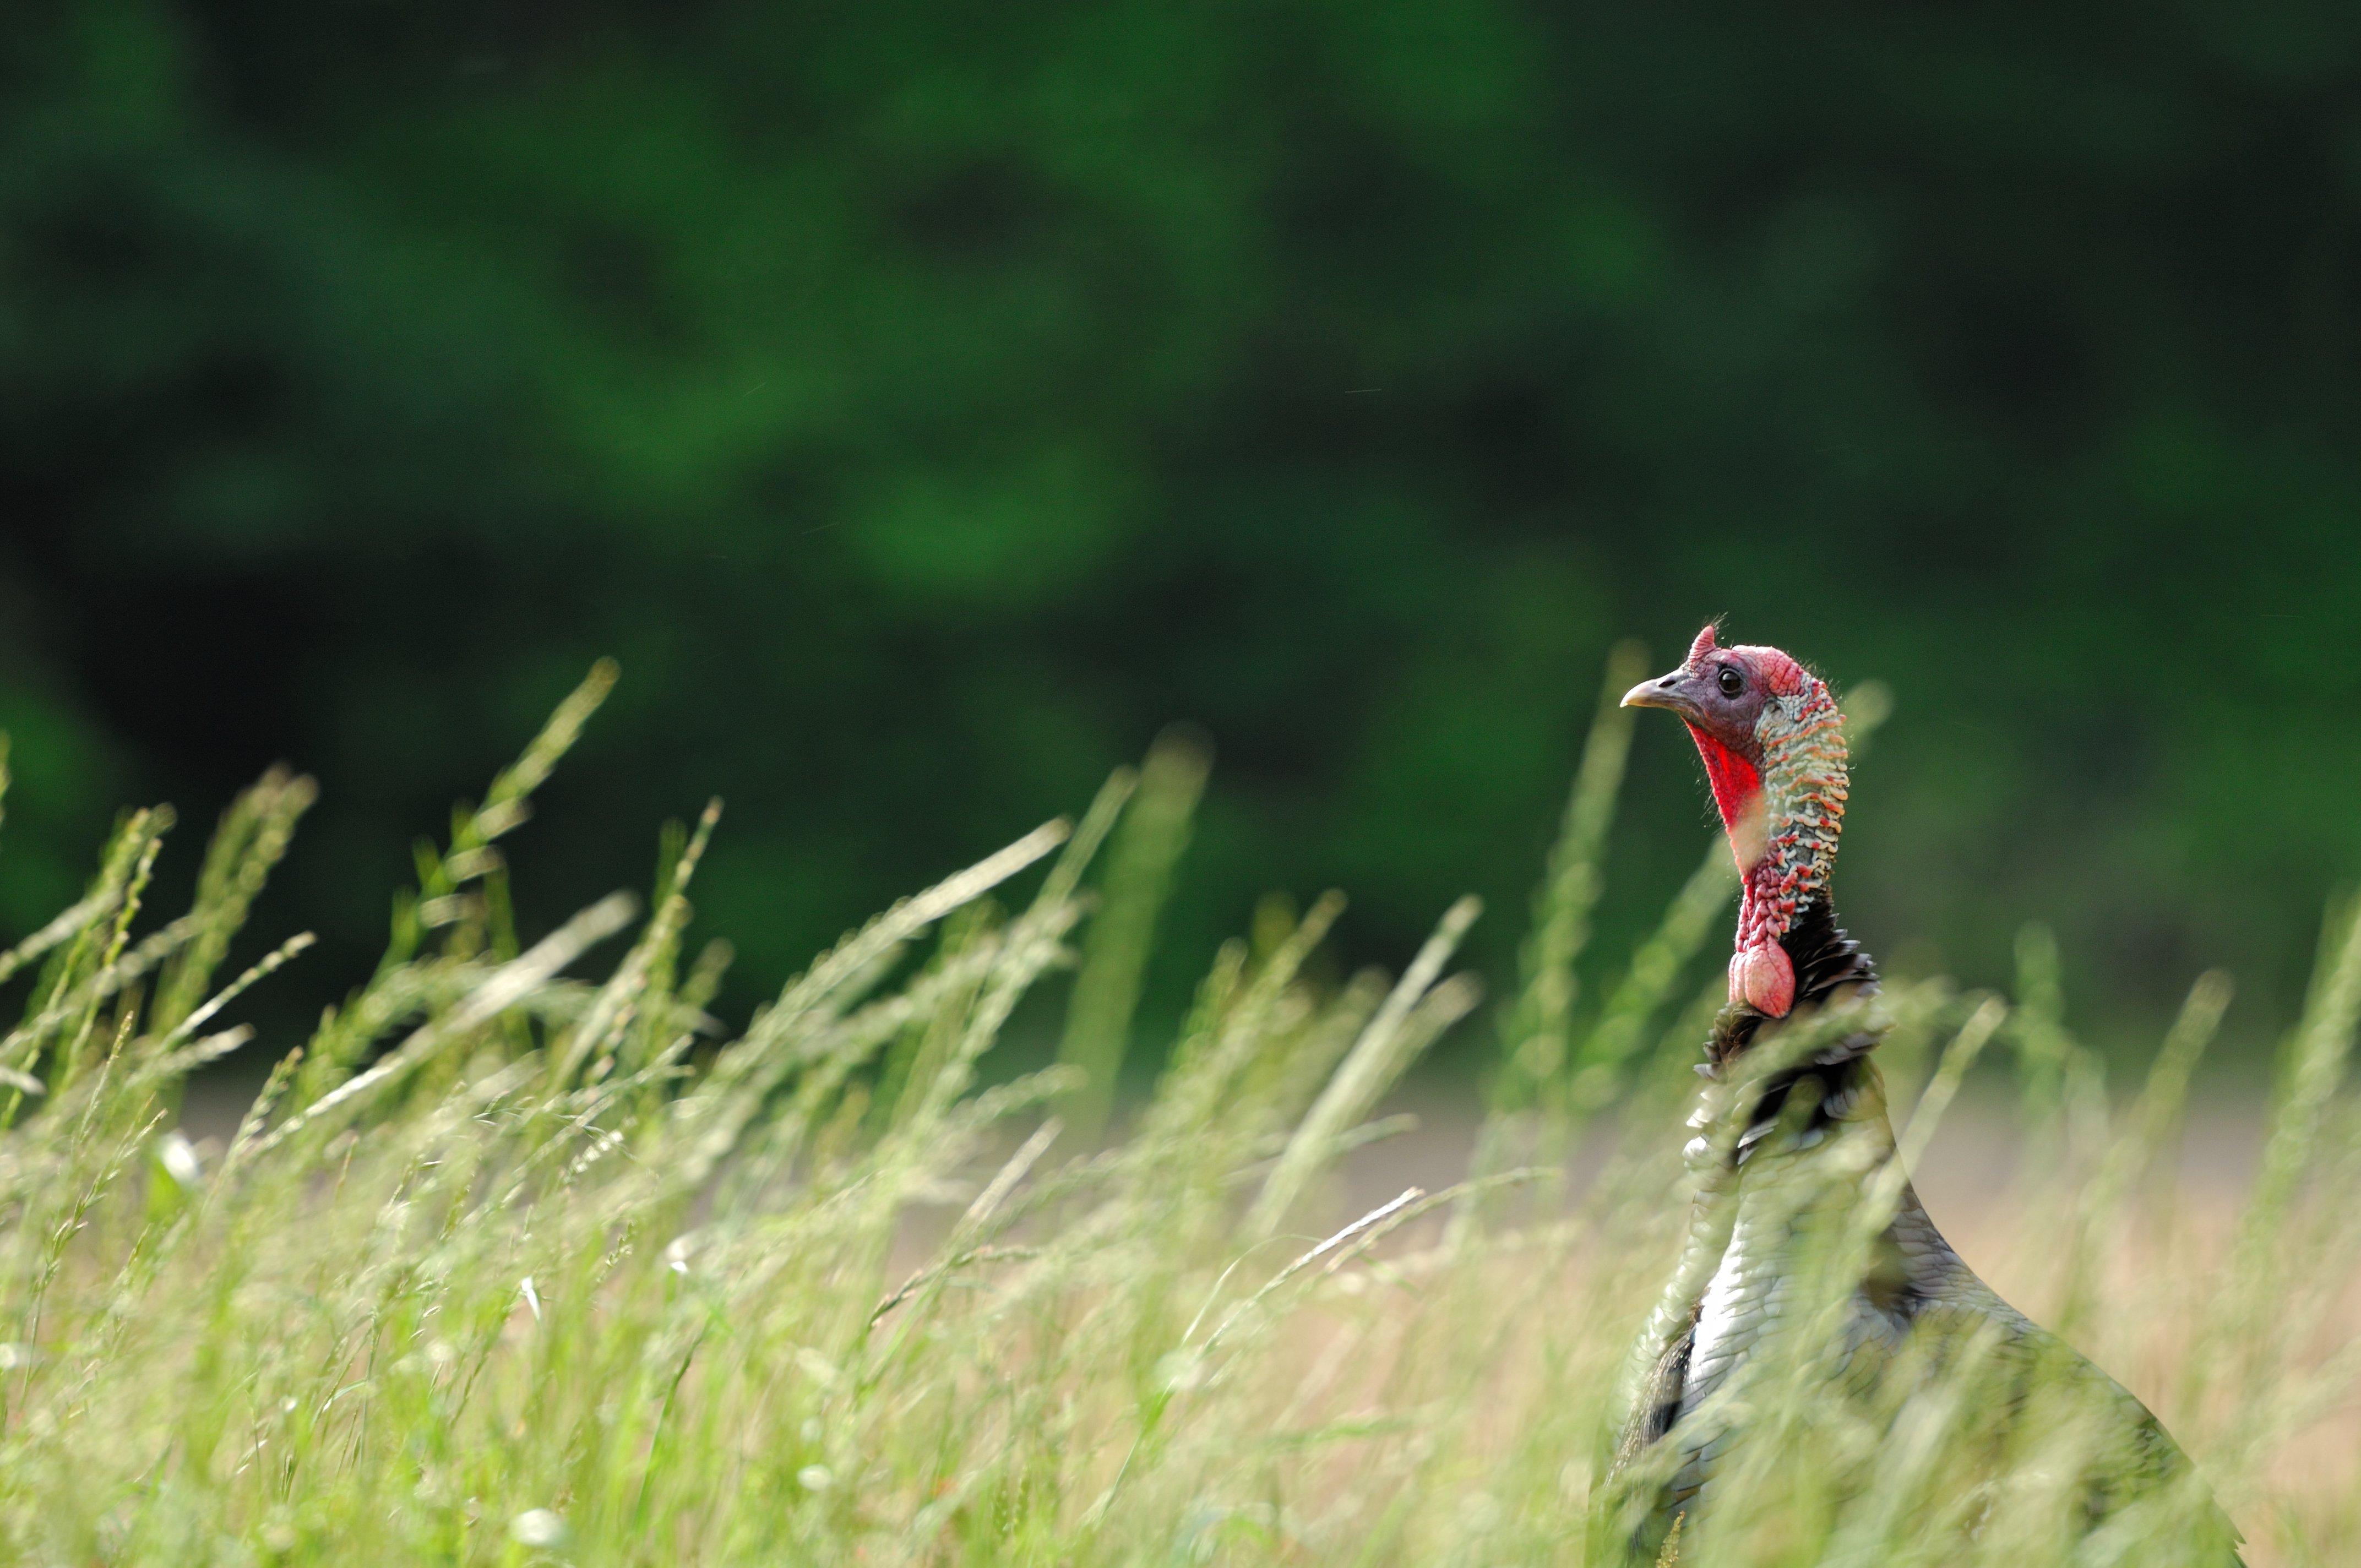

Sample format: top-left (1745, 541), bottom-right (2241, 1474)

top-left (0, 661), bottom-right (2351, 1565)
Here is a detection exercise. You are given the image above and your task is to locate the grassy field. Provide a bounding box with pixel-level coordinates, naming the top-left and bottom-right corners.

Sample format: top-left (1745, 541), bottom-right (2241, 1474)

top-left (0, 659), bottom-right (2354, 1565)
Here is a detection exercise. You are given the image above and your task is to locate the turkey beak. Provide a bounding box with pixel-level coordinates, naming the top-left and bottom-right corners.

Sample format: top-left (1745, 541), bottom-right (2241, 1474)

top-left (1622, 667), bottom-right (1702, 719)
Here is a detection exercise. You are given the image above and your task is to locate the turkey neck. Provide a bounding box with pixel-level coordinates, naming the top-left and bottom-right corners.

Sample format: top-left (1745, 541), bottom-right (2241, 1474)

top-left (1689, 669), bottom-right (1851, 1022)
top-left (1735, 689), bottom-right (1847, 955)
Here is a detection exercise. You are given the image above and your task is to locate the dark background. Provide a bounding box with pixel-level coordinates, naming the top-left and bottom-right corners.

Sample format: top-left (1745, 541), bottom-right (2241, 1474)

top-left (6, 3), bottom-right (2359, 1066)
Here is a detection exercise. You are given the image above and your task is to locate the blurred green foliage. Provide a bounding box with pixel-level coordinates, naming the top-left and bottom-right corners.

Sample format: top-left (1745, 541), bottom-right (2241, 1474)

top-left (5, 3), bottom-right (2361, 1053)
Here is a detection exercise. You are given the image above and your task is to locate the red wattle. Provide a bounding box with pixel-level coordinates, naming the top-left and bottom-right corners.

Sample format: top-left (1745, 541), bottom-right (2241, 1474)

top-left (1684, 725), bottom-right (1762, 846)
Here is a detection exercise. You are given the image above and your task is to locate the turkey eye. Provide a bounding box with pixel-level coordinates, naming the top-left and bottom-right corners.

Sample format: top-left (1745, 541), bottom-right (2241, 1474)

top-left (1716, 667), bottom-right (1744, 698)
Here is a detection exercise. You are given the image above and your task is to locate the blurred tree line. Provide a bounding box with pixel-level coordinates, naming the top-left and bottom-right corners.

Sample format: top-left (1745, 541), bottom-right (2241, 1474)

top-left (5, 2), bottom-right (2361, 1059)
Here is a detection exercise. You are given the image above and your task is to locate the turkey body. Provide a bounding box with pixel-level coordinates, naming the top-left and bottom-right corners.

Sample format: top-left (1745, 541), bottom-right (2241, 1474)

top-left (1600, 905), bottom-right (2243, 1566)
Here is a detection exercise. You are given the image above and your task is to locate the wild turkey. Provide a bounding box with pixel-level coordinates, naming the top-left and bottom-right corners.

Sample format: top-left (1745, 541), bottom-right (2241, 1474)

top-left (1594, 624), bottom-right (2241, 1565)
